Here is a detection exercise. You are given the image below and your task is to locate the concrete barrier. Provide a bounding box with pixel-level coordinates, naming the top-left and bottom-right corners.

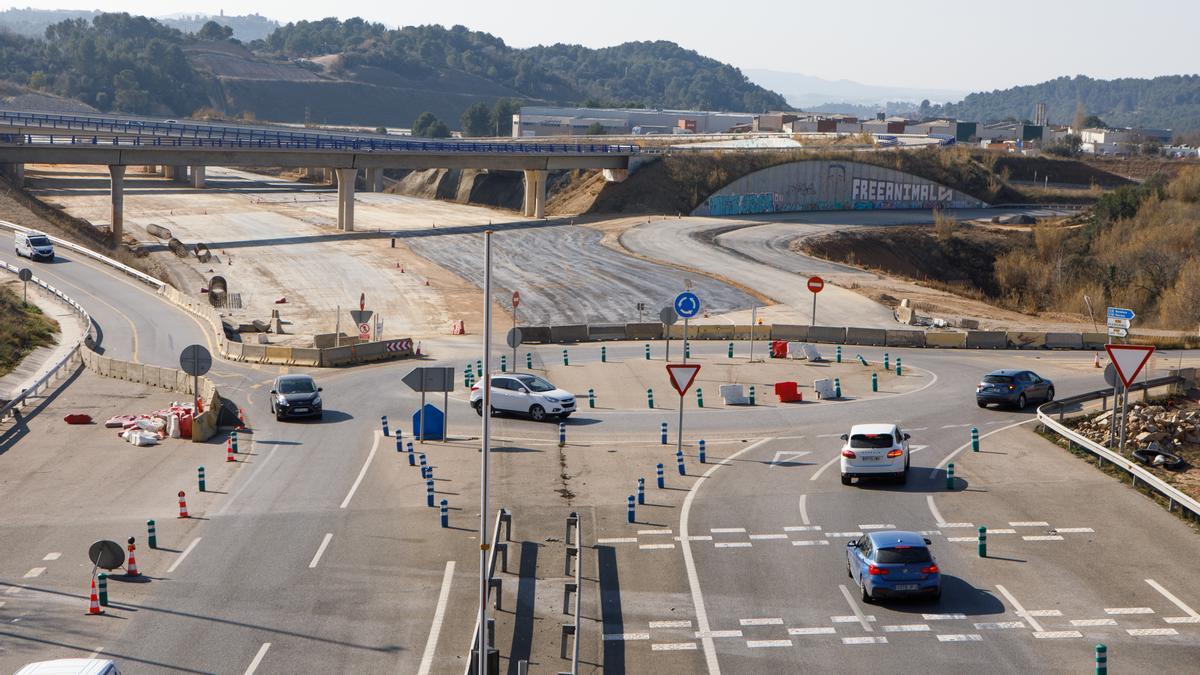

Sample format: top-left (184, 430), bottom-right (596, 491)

top-left (291, 348), bottom-right (321, 366)
top-left (771, 324), bottom-right (809, 341)
top-left (1081, 332), bottom-right (1108, 349)
top-left (1008, 331), bottom-right (1047, 349)
top-left (321, 345), bottom-right (356, 367)
top-left (224, 342), bottom-right (244, 360)
top-left (517, 326), bottom-right (552, 343)
top-left (355, 341), bottom-right (389, 363)
top-left (731, 325), bottom-right (761, 340)
top-left (625, 322), bottom-right (663, 340)
top-left (925, 331), bottom-right (967, 348)
top-left (266, 345), bottom-right (292, 362)
top-left (1045, 332), bottom-right (1084, 350)
top-left (966, 331), bottom-right (1007, 349)
top-left (550, 324), bottom-right (589, 343)
top-left (241, 344), bottom-right (267, 362)
top-left (885, 330), bottom-right (926, 347)
top-left (845, 327), bottom-right (887, 346)
top-left (587, 324), bottom-right (628, 341)
top-left (807, 326), bottom-right (847, 344)
top-left (694, 324), bottom-right (733, 339)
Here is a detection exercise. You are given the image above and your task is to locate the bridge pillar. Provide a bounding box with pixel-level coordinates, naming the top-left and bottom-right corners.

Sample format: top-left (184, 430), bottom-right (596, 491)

top-left (533, 170), bottom-right (547, 219)
top-left (326, 167), bottom-right (337, 186)
top-left (336, 168), bottom-right (358, 231)
top-left (142, 165), bottom-right (158, 174)
top-left (190, 165), bottom-right (206, 189)
top-left (175, 165), bottom-right (189, 184)
top-left (109, 165), bottom-right (126, 245)
top-left (364, 167), bottom-right (383, 192)
top-left (522, 170), bottom-right (535, 217)
top-left (1, 163), bottom-right (24, 185)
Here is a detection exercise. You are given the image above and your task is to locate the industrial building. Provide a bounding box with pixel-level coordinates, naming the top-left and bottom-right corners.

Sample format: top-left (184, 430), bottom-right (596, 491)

top-left (512, 106), bottom-right (756, 137)
top-left (1079, 127), bottom-right (1172, 155)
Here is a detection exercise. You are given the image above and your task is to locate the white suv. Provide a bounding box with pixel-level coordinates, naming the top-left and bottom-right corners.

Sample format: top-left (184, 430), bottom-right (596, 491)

top-left (470, 373), bottom-right (576, 422)
top-left (839, 423), bottom-right (911, 485)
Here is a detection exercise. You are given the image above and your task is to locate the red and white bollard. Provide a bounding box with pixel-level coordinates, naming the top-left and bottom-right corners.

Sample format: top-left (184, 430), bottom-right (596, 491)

top-left (178, 490), bottom-right (189, 519)
top-left (195, 396), bottom-right (204, 414)
top-left (126, 538), bottom-right (140, 577)
top-left (87, 577), bottom-right (103, 615)
top-left (226, 437), bottom-right (236, 462)
top-left (237, 408), bottom-right (246, 429)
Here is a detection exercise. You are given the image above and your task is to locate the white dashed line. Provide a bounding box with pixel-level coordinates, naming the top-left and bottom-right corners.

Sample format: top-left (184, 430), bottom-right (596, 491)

top-left (789, 627), bottom-right (837, 635)
top-left (784, 525), bottom-right (822, 532)
top-left (167, 537), bottom-right (202, 574)
top-left (1146, 579), bottom-right (1200, 620)
top-left (937, 634), bottom-right (983, 642)
top-left (908, 427), bottom-right (929, 431)
top-left (1026, 610), bottom-right (1063, 617)
top-left (825, 532), bottom-right (864, 538)
top-left (1022, 535), bottom-right (1064, 541)
top-left (308, 533), bottom-right (333, 569)
top-left (1105, 607), bottom-right (1154, 615)
top-left (1072, 619), bottom-right (1118, 626)
top-left (649, 620), bottom-right (692, 628)
top-left (1033, 631), bottom-right (1083, 639)
top-left (986, 529), bottom-right (1017, 534)
top-left (639, 544), bottom-right (676, 550)
top-left (937, 522), bottom-right (975, 528)
top-left (243, 643), bottom-right (271, 675)
top-left (975, 622), bottom-right (1025, 630)
top-left (884, 624), bottom-right (930, 632)
top-left (714, 542), bottom-right (752, 548)
top-left (941, 423), bottom-right (972, 429)
top-left (923, 613), bottom-right (967, 621)
top-left (947, 537), bottom-right (977, 542)
top-left (1164, 617), bottom-right (1200, 624)
top-left (746, 639), bottom-right (792, 648)
top-left (1009, 521), bottom-right (1050, 527)
top-left (996, 585), bottom-right (1042, 632)
top-left (416, 561), bottom-right (455, 675)
top-left (639, 529), bottom-right (672, 535)
top-left (652, 642), bottom-right (698, 651)
top-left (597, 537), bottom-right (638, 544)
top-left (85, 647), bottom-right (103, 659)
top-left (42, 553), bottom-right (61, 561)
top-left (842, 636), bottom-right (887, 645)
top-left (340, 431), bottom-right (381, 509)
top-left (23, 568), bottom-right (44, 578)
top-left (603, 633), bottom-right (650, 641)
top-left (918, 530), bottom-right (942, 536)
top-left (798, 494), bottom-right (810, 525)
top-left (694, 630), bottom-right (743, 638)
top-left (792, 540), bottom-right (830, 546)
top-left (1127, 628), bottom-right (1178, 636)
top-left (674, 536), bottom-right (713, 541)
top-left (859, 524), bottom-right (895, 530)
top-left (739, 618), bottom-right (783, 626)
top-left (832, 615), bottom-right (876, 623)
top-left (748, 534), bottom-right (787, 540)
top-left (710, 527), bottom-right (747, 533)
top-left (838, 585), bottom-right (874, 632)
top-left (1055, 527), bottom-right (1094, 533)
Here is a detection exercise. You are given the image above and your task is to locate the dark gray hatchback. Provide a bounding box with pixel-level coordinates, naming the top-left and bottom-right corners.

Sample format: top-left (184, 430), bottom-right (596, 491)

top-left (976, 369), bottom-right (1054, 409)
top-left (270, 374), bottom-right (323, 420)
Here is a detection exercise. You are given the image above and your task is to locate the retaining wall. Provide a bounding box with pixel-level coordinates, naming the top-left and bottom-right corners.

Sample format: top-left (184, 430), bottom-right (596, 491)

top-left (845, 327), bottom-right (887, 346)
top-left (966, 331), bottom-right (1007, 349)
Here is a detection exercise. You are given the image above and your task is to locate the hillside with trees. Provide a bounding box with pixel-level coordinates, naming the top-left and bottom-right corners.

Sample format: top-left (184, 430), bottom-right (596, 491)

top-left (934, 75), bottom-right (1200, 134)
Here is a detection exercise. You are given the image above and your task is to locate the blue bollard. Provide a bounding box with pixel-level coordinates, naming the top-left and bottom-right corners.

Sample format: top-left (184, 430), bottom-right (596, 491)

top-left (660, 421), bottom-right (668, 445)
top-left (381, 416), bottom-right (390, 437)
top-left (231, 429), bottom-right (238, 454)
top-left (676, 448), bottom-right (686, 476)
top-left (601, 346), bottom-right (607, 363)
top-left (426, 479), bottom-right (435, 507)
top-left (699, 439), bottom-right (706, 464)
top-left (637, 478), bottom-right (645, 505)
top-left (836, 346), bottom-right (842, 363)
top-left (407, 441), bottom-right (415, 466)
top-left (971, 427), bottom-right (980, 452)
top-left (395, 433), bottom-right (403, 453)
top-left (440, 499), bottom-right (449, 528)
top-left (559, 422), bottom-right (566, 447)
top-left (657, 463), bottom-right (665, 489)
top-left (419, 453), bottom-right (427, 476)
top-left (627, 495), bottom-right (636, 523)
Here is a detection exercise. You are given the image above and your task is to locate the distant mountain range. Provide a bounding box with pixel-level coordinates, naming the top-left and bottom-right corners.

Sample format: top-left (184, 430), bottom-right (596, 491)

top-left (744, 69), bottom-right (967, 109)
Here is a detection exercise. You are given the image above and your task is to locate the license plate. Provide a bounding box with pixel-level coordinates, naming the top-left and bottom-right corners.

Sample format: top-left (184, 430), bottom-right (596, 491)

top-left (860, 456), bottom-right (880, 461)
top-left (895, 584), bottom-right (919, 591)
top-left (293, 407), bottom-right (309, 413)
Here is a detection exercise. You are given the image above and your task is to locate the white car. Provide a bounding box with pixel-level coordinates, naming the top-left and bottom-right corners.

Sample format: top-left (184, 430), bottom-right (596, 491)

top-left (15, 230), bottom-right (55, 261)
top-left (15, 659), bottom-right (120, 675)
top-left (839, 423), bottom-right (911, 485)
top-left (470, 373), bottom-right (575, 422)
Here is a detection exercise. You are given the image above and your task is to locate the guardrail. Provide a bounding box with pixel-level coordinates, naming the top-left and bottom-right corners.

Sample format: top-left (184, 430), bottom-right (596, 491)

top-left (0, 219), bottom-right (164, 290)
top-left (560, 512), bottom-right (583, 675)
top-left (464, 507), bottom-right (512, 675)
top-left (1037, 375), bottom-right (1200, 522)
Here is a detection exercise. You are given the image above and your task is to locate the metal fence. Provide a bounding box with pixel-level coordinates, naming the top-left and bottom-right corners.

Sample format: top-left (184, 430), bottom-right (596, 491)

top-left (559, 512), bottom-right (583, 675)
top-left (464, 507), bottom-right (512, 675)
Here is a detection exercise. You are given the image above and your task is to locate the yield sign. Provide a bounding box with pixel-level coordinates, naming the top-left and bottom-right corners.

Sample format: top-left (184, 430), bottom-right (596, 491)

top-left (1104, 344), bottom-right (1155, 388)
top-left (666, 363), bottom-right (701, 396)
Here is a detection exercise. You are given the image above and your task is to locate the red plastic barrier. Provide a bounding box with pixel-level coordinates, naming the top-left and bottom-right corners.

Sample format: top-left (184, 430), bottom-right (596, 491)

top-left (774, 382), bottom-right (803, 403)
top-left (770, 340), bottom-right (788, 359)
top-left (63, 414), bottom-right (94, 425)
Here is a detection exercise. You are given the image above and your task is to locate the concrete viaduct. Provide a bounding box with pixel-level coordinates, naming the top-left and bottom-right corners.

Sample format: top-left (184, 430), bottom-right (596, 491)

top-left (0, 114), bottom-right (634, 243)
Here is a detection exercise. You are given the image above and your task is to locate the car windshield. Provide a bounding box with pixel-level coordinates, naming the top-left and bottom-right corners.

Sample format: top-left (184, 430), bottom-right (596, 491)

top-left (850, 433), bottom-right (894, 449)
top-left (515, 375), bottom-right (555, 392)
top-left (278, 378), bottom-right (316, 394)
top-left (875, 546), bottom-right (932, 564)
top-left (29, 236), bottom-right (51, 247)
top-left (983, 375), bottom-right (1014, 384)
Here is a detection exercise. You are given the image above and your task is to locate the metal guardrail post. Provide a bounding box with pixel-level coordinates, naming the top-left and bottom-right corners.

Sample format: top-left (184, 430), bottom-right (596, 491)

top-left (557, 511), bottom-right (583, 675)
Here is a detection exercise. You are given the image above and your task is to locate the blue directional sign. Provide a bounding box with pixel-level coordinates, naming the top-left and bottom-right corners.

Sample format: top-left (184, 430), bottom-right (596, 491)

top-left (1107, 307), bottom-right (1135, 320)
top-left (674, 291), bottom-right (701, 319)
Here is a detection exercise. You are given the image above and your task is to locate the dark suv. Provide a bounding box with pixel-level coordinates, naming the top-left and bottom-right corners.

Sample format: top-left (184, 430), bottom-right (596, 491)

top-left (976, 369), bottom-right (1054, 409)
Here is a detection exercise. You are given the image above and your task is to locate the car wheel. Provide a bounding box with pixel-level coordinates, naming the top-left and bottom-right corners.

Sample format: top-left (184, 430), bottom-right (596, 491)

top-left (976, 399), bottom-right (987, 408)
top-left (1046, 386), bottom-right (1055, 402)
top-left (898, 460), bottom-right (909, 484)
top-left (1017, 393), bottom-right (1027, 409)
top-left (931, 589), bottom-right (942, 602)
top-left (473, 401), bottom-right (483, 417)
top-left (861, 583), bottom-right (873, 604)
top-left (840, 474), bottom-right (852, 486)
top-left (529, 404), bottom-right (546, 422)
top-left (846, 562), bottom-right (853, 579)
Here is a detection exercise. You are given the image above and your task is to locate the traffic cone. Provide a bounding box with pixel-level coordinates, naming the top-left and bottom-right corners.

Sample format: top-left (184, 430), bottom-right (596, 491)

top-left (226, 437), bottom-right (236, 462)
top-left (1094, 353), bottom-right (1102, 368)
top-left (237, 408), bottom-right (246, 429)
top-left (87, 577), bottom-right (103, 615)
top-left (126, 542), bottom-right (140, 577)
top-left (178, 490), bottom-right (189, 518)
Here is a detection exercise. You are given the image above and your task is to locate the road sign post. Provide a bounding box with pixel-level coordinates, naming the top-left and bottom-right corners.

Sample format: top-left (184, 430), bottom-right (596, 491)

top-left (1105, 344), bottom-right (1155, 453)
top-left (478, 230), bottom-right (494, 675)
top-left (402, 366), bottom-right (455, 443)
top-left (674, 292), bottom-right (700, 367)
top-left (179, 345), bottom-right (212, 409)
top-left (659, 307), bottom-right (678, 362)
top-left (666, 363), bottom-right (702, 465)
top-left (807, 276), bottom-right (824, 326)
top-left (511, 290), bottom-right (520, 370)
top-left (18, 267), bottom-right (32, 304)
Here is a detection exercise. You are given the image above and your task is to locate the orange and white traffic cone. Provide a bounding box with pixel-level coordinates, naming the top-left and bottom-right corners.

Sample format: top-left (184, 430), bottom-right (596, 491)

top-left (87, 577), bottom-right (103, 615)
top-left (237, 408), bottom-right (246, 430)
top-left (226, 437), bottom-right (236, 462)
top-left (178, 490), bottom-right (189, 518)
top-left (126, 540), bottom-right (140, 577)
top-left (1094, 353), bottom-right (1102, 368)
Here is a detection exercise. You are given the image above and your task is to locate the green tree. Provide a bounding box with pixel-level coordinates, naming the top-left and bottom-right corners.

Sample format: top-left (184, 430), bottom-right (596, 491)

top-left (459, 101), bottom-right (494, 137)
top-left (196, 20), bottom-right (233, 41)
top-left (1081, 114), bottom-right (1107, 129)
top-left (412, 111), bottom-right (450, 138)
top-left (585, 122), bottom-right (606, 135)
top-left (492, 98), bottom-right (522, 136)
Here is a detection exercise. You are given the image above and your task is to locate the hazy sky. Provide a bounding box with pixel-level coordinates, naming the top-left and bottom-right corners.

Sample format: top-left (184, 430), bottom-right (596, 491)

top-left (7, 0), bottom-right (1198, 92)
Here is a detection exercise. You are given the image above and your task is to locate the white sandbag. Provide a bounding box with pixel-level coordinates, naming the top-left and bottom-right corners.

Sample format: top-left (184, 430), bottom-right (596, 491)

top-left (123, 429), bottom-right (159, 446)
top-left (167, 413), bottom-right (181, 439)
top-left (136, 417), bottom-right (166, 432)
top-left (720, 383), bottom-right (749, 405)
top-left (802, 343), bottom-right (824, 362)
top-left (787, 342), bottom-right (806, 359)
top-left (814, 378), bottom-right (836, 399)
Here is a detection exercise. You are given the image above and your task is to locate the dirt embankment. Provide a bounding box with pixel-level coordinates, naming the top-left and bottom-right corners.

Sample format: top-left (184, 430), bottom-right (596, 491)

top-left (995, 155), bottom-right (1134, 187)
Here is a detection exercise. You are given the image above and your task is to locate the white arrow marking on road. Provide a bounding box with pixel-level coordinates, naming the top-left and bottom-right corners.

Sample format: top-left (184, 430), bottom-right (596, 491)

top-left (770, 450), bottom-right (811, 466)
top-left (908, 444), bottom-right (929, 454)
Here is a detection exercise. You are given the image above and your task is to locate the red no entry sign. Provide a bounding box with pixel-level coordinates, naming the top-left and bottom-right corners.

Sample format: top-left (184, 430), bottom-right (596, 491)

top-left (512, 290), bottom-right (521, 308)
top-left (807, 276), bottom-right (825, 293)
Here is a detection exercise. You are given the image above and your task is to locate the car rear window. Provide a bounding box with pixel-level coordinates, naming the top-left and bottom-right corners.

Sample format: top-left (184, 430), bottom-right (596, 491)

top-left (850, 433), bottom-right (895, 449)
top-left (983, 375), bottom-right (1014, 384)
top-left (875, 546), bottom-right (932, 564)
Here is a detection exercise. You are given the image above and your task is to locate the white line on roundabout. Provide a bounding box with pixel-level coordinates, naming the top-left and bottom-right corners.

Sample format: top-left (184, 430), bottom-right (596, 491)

top-left (799, 494), bottom-right (810, 525)
top-left (810, 454), bottom-right (840, 482)
top-left (309, 533), bottom-right (334, 569)
top-left (215, 441), bottom-right (281, 517)
top-left (926, 496), bottom-right (945, 525)
top-left (341, 430), bottom-right (382, 509)
top-left (927, 418), bottom-right (1036, 480)
top-left (243, 642), bottom-right (271, 675)
top-left (680, 436), bottom-right (774, 675)
top-left (417, 560), bottom-right (456, 675)
top-left (166, 537), bottom-right (201, 574)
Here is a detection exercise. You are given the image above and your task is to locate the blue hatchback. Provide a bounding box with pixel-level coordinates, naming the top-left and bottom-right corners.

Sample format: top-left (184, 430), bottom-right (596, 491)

top-left (847, 531), bottom-right (941, 602)
top-left (976, 369), bottom-right (1054, 409)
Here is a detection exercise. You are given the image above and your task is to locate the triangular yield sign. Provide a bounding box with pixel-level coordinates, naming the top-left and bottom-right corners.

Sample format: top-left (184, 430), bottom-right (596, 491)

top-left (666, 363), bottom-right (702, 396)
top-left (1104, 344), bottom-right (1155, 388)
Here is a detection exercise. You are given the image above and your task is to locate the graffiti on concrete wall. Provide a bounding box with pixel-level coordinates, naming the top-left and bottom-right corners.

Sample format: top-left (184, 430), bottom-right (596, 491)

top-left (851, 178), bottom-right (953, 203)
top-left (706, 193), bottom-right (775, 216)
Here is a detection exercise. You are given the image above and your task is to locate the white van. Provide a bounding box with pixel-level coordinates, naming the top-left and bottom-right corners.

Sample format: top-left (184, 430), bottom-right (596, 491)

top-left (14, 659), bottom-right (121, 675)
top-left (15, 230), bottom-right (55, 261)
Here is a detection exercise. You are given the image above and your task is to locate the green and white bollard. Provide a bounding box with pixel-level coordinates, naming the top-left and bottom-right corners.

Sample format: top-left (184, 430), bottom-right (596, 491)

top-left (601, 346), bottom-right (607, 363)
top-left (562, 348), bottom-right (569, 366)
top-left (857, 355), bottom-right (868, 366)
top-left (978, 525), bottom-right (987, 557)
top-left (1095, 644), bottom-right (1107, 674)
top-left (749, 385), bottom-right (756, 406)
top-left (198, 466), bottom-right (206, 492)
top-left (883, 352), bottom-right (889, 370)
top-left (647, 388), bottom-right (654, 409)
top-left (231, 430), bottom-right (238, 454)
top-left (476, 360), bottom-right (483, 377)
top-left (946, 463), bottom-right (955, 490)
top-left (971, 427), bottom-right (980, 452)
top-left (588, 388), bottom-right (595, 408)
top-left (464, 366), bottom-right (472, 387)
top-left (97, 572), bottom-right (108, 606)
top-left (836, 346), bottom-right (842, 363)
top-left (147, 519), bottom-right (157, 549)
top-left (644, 344), bottom-right (651, 360)
top-left (500, 355), bottom-right (507, 372)
top-left (696, 388), bottom-right (704, 408)
top-left (685, 341), bottom-right (691, 359)
top-left (871, 373), bottom-right (878, 392)
top-left (834, 378), bottom-right (842, 399)
top-left (896, 357), bottom-right (902, 376)
top-left (526, 352), bottom-right (533, 369)
top-left (727, 342), bottom-right (734, 358)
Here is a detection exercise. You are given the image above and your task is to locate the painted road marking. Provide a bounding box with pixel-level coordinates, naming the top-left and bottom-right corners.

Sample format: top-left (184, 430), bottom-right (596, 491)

top-left (1164, 617), bottom-right (1200, 624)
top-left (931, 419), bottom-right (1035, 479)
top-left (784, 525), bottom-right (822, 532)
top-left (340, 430), bottom-right (382, 509)
top-left (987, 528), bottom-right (1017, 534)
top-left (832, 615), bottom-right (876, 623)
top-left (597, 538), bottom-right (638, 544)
top-left (1023, 535), bottom-right (1064, 541)
top-left (770, 451), bottom-right (811, 466)
top-left (825, 532), bottom-right (864, 538)
top-left (938, 523), bottom-right (975, 528)
top-left (789, 627), bottom-right (836, 635)
top-left (1072, 619), bottom-right (1118, 626)
top-left (810, 454), bottom-right (841, 481)
top-left (1127, 628), bottom-right (1178, 636)
top-left (714, 542), bottom-right (752, 548)
top-left (42, 553), bottom-right (61, 561)
top-left (649, 620), bottom-right (692, 628)
top-left (842, 636), bottom-right (887, 645)
top-left (1034, 631), bottom-right (1083, 639)
top-left (1009, 521), bottom-right (1050, 527)
top-left (739, 618), bottom-right (783, 626)
top-left (1105, 607), bottom-right (1154, 615)
top-left (941, 423), bottom-right (972, 429)
top-left (639, 529), bottom-right (672, 535)
top-left (748, 534), bottom-right (787, 540)
top-left (792, 540), bottom-right (830, 546)
top-left (309, 533), bottom-right (333, 569)
top-left (1055, 527), bottom-right (1094, 533)
top-left (167, 537), bottom-right (202, 574)
top-left (85, 647), bottom-right (103, 659)
top-left (1146, 578), bottom-right (1200, 620)
top-left (975, 622), bottom-right (1025, 630)
top-left (215, 441), bottom-right (281, 517)
top-left (926, 497), bottom-right (944, 525)
top-left (679, 435), bottom-right (772, 675)
top-left (798, 495), bottom-right (810, 525)
top-left (859, 524), bottom-right (895, 530)
top-left (652, 643), bottom-right (698, 651)
top-left (919, 530), bottom-right (942, 536)
top-left (4, 587), bottom-right (20, 595)
top-left (909, 427), bottom-right (929, 431)
top-left (243, 643), bottom-right (271, 675)
top-left (838, 585), bottom-right (874, 632)
top-left (746, 640), bottom-right (792, 648)
top-left (884, 624), bottom-right (930, 632)
top-left (923, 613), bottom-right (967, 620)
top-left (695, 630), bottom-right (742, 638)
top-left (937, 634), bottom-right (983, 642)
top-left (947, 537), bottom-right (977, 543)
top-left (675, 536), bottom-right (713, 541)
top-left (1026, 610), bottom-right (1063, 617)
top-left (996, 585), bottom-right (1043, 632)
top-left (711, 527), bottom-right (747, 533)
top-left (604, 633), bottom-right (650, 641)
top-left (23, 568), bottom-right (44, 578)
top-left (639, 544), bottom-right (676, 550)
top-left (416, 561), bottom-right (455, 675)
